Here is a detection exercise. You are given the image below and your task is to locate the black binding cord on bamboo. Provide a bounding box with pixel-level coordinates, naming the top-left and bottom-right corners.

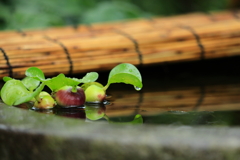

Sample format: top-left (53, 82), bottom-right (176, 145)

top-left (0, 48), bottom-right (13, 77)
top-left (135, 90), bottom-right (144, 114)
top-left (232, 10), bottom-right (240, 20)
top-left (180, 26), bottom-right (205, 60)
top-left (114, 29), bottom-right (143, 66)
top-left (72, 24), bottom-right (79, 31)
top-left (44, 36), bottom-right (73, 75)
top-left (16, 29), bottom-right (27, 36)
top-left (193, 85), bottom-right (205, 111)
top-left (204, 12), bottom-right (217, 22)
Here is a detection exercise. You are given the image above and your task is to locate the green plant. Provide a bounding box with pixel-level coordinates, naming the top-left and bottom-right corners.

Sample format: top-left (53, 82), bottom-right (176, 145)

top-left (0, 63), bottom-right (142, 108)
top-left (82, 63), bottom-right (142, 103)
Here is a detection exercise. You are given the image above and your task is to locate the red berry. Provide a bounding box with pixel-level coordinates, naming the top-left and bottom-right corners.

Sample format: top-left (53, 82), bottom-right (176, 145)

top-left (53, 86), bottom-right (85, 107)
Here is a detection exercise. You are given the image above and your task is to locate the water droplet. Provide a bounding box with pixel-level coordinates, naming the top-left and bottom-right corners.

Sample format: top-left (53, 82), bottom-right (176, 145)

top-left (134, 86), bottom-right (141, 91)
top-left (103, 100), bottom-right (111, 105)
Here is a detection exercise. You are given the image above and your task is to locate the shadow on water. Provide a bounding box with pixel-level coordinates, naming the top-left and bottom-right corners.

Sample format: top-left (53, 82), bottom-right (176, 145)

top-left (9, 56), bottom-right (240, 126)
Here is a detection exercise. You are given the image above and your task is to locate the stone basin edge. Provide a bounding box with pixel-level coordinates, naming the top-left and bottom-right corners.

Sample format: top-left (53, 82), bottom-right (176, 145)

top-left (0, 102), bottom-right (240, 160)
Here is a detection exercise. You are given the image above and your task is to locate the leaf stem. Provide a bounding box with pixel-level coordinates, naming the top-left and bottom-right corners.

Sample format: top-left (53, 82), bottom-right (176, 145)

top-left (103, 114), bottom-right (110, 122)
top-left (71, 86), bottom-right (77, 93)
top-left (103, 83), bottom-right (110, 91)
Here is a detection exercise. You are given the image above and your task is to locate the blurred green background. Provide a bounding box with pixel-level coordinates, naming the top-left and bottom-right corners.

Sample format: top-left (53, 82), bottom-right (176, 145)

top-left (0, 0), bottom-right (235, 30)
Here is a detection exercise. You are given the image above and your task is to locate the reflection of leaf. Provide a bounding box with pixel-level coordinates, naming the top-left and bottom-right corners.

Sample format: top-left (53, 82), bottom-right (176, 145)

top-left (105, 63), bottom-right (142, 90)
top-left (104, 114), bottom-right (143, 125)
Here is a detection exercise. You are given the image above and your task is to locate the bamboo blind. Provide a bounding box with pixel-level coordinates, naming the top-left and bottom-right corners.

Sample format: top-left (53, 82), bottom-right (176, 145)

top-left (0, 10), bottom-right (240, 79)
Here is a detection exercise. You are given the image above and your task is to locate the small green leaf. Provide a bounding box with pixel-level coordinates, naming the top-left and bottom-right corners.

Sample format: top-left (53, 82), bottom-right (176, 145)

top-left (3, 76), bottom-right (13, 82)
top-left (106, 63), bottom-right (142, 90)
top-left (45, 72), bottom-right (98, 92)
top-left (81, 72), bottom-right (98, 83)
top-left (0, 79), bottom-right (31, 105)
top-left (21, 77), bottom-right (40, 92)
top-left (25, 67), bottom-right (45, 81)
top-left (45, 73), bottom-right (67, 91)
top-left (65, 77), bottom-right (82, 86)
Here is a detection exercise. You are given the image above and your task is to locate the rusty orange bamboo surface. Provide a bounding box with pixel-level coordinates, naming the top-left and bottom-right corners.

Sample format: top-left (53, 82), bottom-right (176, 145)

top-left (0, 10), bottom-right (240, 78)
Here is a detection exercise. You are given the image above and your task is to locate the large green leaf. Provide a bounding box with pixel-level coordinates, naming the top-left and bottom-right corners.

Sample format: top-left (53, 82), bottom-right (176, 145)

top-left (0, 79), bottom-right (30, 105)
top-left (106, 63), bottom-right (142, 90)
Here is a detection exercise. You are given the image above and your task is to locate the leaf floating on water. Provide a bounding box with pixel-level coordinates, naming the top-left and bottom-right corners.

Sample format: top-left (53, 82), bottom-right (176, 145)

top-left (0, 79), bottom-right (30, 105)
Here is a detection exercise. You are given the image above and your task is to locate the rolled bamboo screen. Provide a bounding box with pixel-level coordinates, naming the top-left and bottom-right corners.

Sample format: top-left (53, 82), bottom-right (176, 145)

top-left (0, 10), bottom-right (240, 79)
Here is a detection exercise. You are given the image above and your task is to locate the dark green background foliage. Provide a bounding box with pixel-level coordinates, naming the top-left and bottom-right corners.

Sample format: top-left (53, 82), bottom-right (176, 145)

top-left (0, 0), bottom-right (231, 30)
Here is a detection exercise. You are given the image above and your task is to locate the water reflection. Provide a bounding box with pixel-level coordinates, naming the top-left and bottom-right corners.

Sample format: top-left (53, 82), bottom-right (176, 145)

top-left (12, 81), bottom-right (240, 126)
top-left (106, 83), bottom-right (240, 117)
top-left (27, 102), bottom-right (143, 124)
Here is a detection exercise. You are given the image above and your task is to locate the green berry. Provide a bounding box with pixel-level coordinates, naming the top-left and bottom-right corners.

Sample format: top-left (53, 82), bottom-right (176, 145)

top-left (85, 85), bottom-right (106, 103)
top-left (34, 92), bottom-right (56, 109)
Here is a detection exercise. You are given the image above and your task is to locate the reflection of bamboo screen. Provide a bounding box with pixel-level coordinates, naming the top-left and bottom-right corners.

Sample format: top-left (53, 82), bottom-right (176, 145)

top-left (106, 83), bottom-right (240, 117)
top-left (0, 10), bottom-right (240, 78)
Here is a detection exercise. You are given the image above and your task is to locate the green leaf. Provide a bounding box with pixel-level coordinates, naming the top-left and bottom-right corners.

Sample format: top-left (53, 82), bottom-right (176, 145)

top-left (81, 72), bottom-right (99, 83)
top-left (14, 83), bottom-right (45, 105)
top-left (3, 76), bottom-right (13, 82)
top-left (65, 77), bottom-right (82, 86)
top-left (25, 67), bottom-right (45, 81)
top-left (45, 73), bottom-right (67, 91)
top-left (106, 63), bottom-right (142, 90)
top-left (21, 77), bottom-right (40, 92)
top-left (45, 72), bottom-right (98, 92)
top-left (0, 79), bottom-right (45, 106)
top-left (0, 79), bottom-right (31, 106)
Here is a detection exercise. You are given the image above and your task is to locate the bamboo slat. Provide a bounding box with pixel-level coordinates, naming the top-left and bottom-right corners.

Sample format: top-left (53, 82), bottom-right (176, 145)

top-left (0, 10), bottom-right (240, 78)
